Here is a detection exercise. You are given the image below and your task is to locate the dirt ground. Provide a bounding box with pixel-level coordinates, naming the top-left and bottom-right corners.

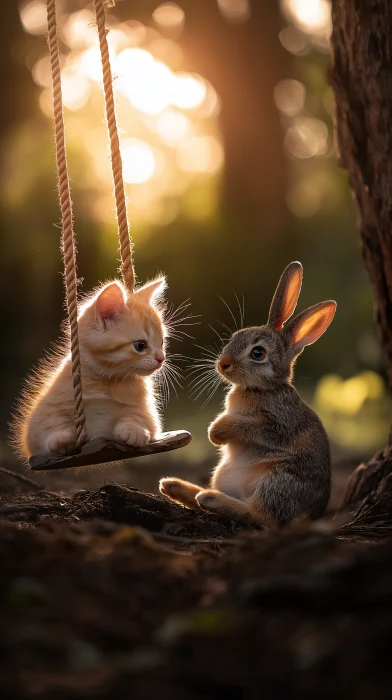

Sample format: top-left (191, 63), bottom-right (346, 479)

top-left (1, 459), bottom-right (392, 700)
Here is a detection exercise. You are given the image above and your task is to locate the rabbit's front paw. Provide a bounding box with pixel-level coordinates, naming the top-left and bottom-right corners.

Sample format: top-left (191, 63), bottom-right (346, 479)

top-left (45, 430), bottom-right (76, 455)
top-left (208, 417), bottom-right (233, 445)
top-left (113, 420), bottom-right (150, 447)
top-left (196, 489), bottom-right (222, 513)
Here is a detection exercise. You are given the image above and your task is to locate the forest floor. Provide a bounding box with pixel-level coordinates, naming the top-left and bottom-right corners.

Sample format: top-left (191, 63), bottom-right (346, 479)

top-left (1, 460), bottom-right (392, 699)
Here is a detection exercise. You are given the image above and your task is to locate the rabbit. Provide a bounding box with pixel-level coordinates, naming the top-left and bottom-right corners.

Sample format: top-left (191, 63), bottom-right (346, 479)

top-left (159, 261), bottom-right (336, 528)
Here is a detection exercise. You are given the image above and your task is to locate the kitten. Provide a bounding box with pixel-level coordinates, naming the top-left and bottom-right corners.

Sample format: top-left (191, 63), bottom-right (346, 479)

top-left (11, 277), bottom-right (167, 461)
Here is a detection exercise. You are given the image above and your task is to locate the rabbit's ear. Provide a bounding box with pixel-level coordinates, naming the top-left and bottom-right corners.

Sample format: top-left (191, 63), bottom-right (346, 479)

top-left (268, 262), bottom-right (303, 331)
top-left (284, 301), bottom-right (336, 357)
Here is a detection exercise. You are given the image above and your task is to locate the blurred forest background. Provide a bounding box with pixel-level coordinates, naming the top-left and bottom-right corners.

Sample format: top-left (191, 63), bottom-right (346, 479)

top-left (1, 0), bottom-right (390, 486)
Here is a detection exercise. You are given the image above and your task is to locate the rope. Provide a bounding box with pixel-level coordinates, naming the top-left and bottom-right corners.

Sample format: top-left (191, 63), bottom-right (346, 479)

top-left (47, 0), bottom-right (87, 446)
top-left (93, 0), bottom-right (136, 292)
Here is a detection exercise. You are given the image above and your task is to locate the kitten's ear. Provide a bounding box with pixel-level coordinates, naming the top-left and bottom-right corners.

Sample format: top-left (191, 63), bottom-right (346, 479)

top-left (268, 262), bottom-right (303, 331)
top-left (95, 282), bottom-right (126, 327)
top-left (135, 277), bottom-right (167, 305)
top-left (284, 300), bottom-right (336, 358)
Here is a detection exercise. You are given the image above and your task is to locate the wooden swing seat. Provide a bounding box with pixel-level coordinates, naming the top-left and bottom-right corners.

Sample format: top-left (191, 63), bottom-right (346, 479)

top-left (29, 430), bottom-right (192, 471)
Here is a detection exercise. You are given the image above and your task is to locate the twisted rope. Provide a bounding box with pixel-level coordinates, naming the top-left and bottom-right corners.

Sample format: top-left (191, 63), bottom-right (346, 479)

top-left (47, 0), bottom-right (87, 446)
top-left (93, 0), bottom-right (135, 292)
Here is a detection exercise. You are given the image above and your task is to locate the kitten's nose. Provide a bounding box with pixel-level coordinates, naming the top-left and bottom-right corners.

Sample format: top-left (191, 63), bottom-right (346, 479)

top-left (218, 354), bottom-right (233, 373)
top-left (155, 351), bottom-right (165, 365)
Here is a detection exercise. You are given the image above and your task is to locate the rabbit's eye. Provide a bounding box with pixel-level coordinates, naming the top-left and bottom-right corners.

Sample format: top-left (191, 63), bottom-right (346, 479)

top-left (250, 346), bottom-right (266, 361)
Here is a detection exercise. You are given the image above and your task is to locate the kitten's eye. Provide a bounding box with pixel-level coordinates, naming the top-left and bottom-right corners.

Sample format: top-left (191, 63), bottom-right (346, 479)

top-left (250, 346), bottom-right (266, 361)
top-left (134, 340), bottom-right (147, 353)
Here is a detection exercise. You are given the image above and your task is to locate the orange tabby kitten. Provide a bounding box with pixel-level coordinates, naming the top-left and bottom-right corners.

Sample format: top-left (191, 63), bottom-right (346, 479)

top-left (12, 277), bottom-right (167, 461)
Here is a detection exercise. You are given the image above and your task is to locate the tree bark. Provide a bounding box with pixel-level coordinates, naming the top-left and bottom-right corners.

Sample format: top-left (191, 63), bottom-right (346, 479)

top-left (330, 0), bottom-right (392, 503)
top-left (330, 0), bottom-right (392, 397)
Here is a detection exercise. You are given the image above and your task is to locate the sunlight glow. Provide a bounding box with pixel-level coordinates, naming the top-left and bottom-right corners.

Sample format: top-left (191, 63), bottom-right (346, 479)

top-left (274, 79), bottom-right (306, 117)
top-left (62, 10), bottom-right (97, 49)
top-left (171, 73), bottom-right (207, 110)
top-left (279, 26), bottom-right (310, 55)
top-left (148, 38), bottom-right (184, 69)
top-left (115, 54), bottom-right (207, 116)
top-left (286, 179), bottom-right (322, 218)
top-left (32, 56), bottom-right (51, 88)
top-left (217, 0), bottom-right (251, 22)
top-left (61, 67), bottom-right (90, 111)
top-left (156, 110), bottom-right (191, 144)
top-left (284, 117), bottom-right (328, 159)
top-left (20, 5), bottom-right (223, 225)
top-left (117, 49), bottom-right (173, 115)
top-left (152, 3), bottom-right (185, 30)
top-left (195, 81), bottom-right (221, 119)
top-left (38, 89), bottom-right (52, 118)
top-left (122, 139), bottom-right (157, 184)
top-left (20, 0), bottom-right (46, 35)
top-left (178, 136), bottom-right (224, 173)
top-left (314, 371), bottom-right (391, 452)
top-left (315, 372), bottom-right (385, 417)
top-left (78, 47), bottom-right (104, 82)
top-left (282, 0), bottom-right (331, 38)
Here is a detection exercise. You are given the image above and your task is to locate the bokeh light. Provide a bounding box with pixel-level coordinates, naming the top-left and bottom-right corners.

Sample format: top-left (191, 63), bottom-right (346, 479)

top-left (284, 117), bottom-right (328, 159)
top-left (152, 3), bottom-right (185, 31)
top-left (19, 5), bottom-right (223, 227)
top-left (217, 0), bottom-right (251, 23)
top-left (316, 372), bottom-right (384, 416)
top-left (117, 49), bottom-right (174, 115)
top-left (314, 371), bottom-right (391, 452)
top-left (156, 110), bottom-right (191, 143)
top-left (20, 0), bottom-right (47, 35)
top-left (274, 79), bottom-right (306, 117)
top-left (286, 179), bottom-right (322, 218)
top-left (122, 139), bottom-right (157, 184)
top-left (177, 136), bottom-right (224, 174)
top-left (62, 10), bottom-right (99, 48)
top-left (170, 73), bottom-right (207, 110)
top-left (279, 26), bottom-right (310, 55)
top-left (282, 0), bottom-right (331, 38)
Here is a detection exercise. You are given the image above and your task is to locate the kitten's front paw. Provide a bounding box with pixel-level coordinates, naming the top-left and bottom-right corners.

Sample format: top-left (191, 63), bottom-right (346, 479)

top-left (113, 421), bottom-right (151, 447)
top-left (159, 477), bottom-right (192, 502)
top-left (45, 430), bottom-right (76, 455)
top-left (159, 477), bottom-right (181, 499)
top-left (159, 478), bottom-right (203, 511)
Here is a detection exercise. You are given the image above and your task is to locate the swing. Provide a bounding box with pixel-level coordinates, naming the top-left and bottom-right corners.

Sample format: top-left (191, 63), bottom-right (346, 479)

top-left (28, 0), bottom-right (191, 472)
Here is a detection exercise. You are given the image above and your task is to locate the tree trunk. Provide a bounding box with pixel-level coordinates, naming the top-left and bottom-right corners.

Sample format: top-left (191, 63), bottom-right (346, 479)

top-left (330, 0), bottom-right (392, 504)
top-left (330, 0), bottom-right (392, 394)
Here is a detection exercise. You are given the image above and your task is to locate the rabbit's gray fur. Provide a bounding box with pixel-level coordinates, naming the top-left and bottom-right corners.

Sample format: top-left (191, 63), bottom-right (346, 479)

top-left (160, 262), bottom-right (336, 528)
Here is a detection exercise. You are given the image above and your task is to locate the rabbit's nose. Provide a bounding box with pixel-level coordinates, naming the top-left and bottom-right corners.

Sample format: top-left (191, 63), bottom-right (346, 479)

top-left (218, 355), bottom-right (233, 373)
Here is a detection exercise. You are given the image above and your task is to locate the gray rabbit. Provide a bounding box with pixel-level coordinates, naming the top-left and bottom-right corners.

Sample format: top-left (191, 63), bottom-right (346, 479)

top-left (160, 262), bottom-right (336, 527)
